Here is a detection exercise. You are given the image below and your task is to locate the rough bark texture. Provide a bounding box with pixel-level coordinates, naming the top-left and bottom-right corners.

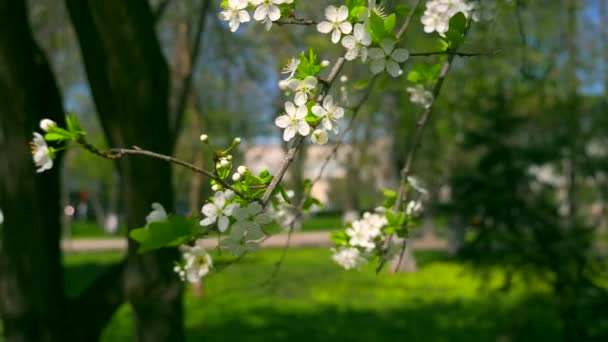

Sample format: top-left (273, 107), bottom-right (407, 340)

top-left (0, 1), bottom-right (66, 341)
top-left (65, 1), bottom-right (184, 341)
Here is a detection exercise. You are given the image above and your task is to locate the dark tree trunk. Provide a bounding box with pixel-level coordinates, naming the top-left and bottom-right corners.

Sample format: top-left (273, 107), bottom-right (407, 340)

top-left (0, 1), bottom-right (67, 341)
top-left (0, 2), bottom-right (127, 341)
top-left (64, 1), bottom-right (185, 341)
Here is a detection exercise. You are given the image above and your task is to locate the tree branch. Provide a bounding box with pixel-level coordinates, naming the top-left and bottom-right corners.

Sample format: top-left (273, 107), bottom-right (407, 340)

top-left (76, 138), bottom-right (254, 201)
top-left (377, 26), bottom-right (472, 274)
top-left (410, 49), bottom-right (502, 57)
top-left (276, 17), bottom-right (318, 26)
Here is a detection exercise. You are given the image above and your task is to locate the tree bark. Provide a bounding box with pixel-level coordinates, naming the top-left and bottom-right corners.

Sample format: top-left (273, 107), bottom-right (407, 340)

top-left (0, 1), bottom-right (66, 341)
top-left (65, 1), bottom-right (184, 341)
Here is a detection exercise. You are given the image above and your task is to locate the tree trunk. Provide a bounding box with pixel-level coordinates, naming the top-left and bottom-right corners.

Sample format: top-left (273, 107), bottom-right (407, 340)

top-left (65, 1), bottom-right (185, 341)
top-left (0, 1), bottom-right (67, 341)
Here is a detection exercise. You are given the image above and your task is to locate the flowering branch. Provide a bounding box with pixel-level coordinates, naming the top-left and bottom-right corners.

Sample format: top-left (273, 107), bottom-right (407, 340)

top-left (376, 27), bottom-right (472, 274)
top-left (76, 138), bottom-right (254, 202)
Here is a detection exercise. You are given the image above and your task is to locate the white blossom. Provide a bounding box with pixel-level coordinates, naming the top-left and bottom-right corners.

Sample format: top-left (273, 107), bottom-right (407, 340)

top-left (346, 221), bottom-right (375, 250)
top-left (30, 133), bottom-right (53, 173)
top-left (332, 247), bottom-right (367, 270)
top-left (146, 202), bottom-right (168, 224)
top-left (275, 101), bottom-right (311, 141)
top-left (39, 119), bottom-right (56, 132)
top-left (200, 134), bottom-right (209, 143)
top-left (288, 76), bottom-right (317, 106)
top-left (230, 202), bottom-right (273, 241)
top-left (317, 5), bottom-right (352, 44)
top-left (281, 57), bottom-right (301, 82)
top-left (406, 200), bottom-right (424, 216)
top-left (341, 23), bottom-right (372, 62)
top-left (200, 190), bottom-right (238, 232)
top-left (421, 0), bottom-right (475, 36)
top-left (251, 0), bottom-right (284, 30)
top-left (237, 165), bottom-right (248, 174)
top-left (311, 95), bottom-right (344, 133)
top-left (311, 129), bottom-right (329, 145)
top-left (177, 246), bottom-right (213, 283)
top-left (406, 85), bottom-right (434, 109)
top-left (368, 39), bottom-right (409, 77)
top-left (407, 176), bottom-right (429, 195)
top-left (219, 0), bottom-right (250, 32)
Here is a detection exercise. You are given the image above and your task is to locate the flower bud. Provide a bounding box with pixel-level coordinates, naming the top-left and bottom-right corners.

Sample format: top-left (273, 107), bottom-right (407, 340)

top-left (232, 173), bottom-right (241, 182)
top-left (200, 134), bottom-right (209, 143)
top-left (340, 75), bottom-right (348, 83)
top-left (226, 155), bottom-right (233, 161)
top-left (211, 184), bottom-right (222, 191)
top-left (220, 159), bottom-right (230, 167)
top-left (321, 60), bottom-right (331, 67)
top-left (233, 137), bottom-right (241, 145)
top-left (237, 165), bottom-right (248, 174)
top-left (39, 119), bottom-right (57, 132)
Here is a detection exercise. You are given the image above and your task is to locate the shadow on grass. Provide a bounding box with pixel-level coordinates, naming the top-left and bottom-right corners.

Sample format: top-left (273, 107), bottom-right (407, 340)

top-left (185, 294), bottom-right (561, 342)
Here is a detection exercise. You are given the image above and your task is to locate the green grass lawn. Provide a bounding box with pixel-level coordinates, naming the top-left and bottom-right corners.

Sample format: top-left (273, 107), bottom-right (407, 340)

top-left (62, 248), bottom-right (563, 342)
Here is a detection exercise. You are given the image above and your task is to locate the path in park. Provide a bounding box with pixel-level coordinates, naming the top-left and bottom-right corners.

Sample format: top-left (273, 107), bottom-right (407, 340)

top-left (61, 231), bottom-right (449, 253)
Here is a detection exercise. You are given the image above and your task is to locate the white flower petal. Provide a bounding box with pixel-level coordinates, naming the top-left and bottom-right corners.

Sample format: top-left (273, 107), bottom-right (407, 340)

top-left (339, 22), bottom-right (352, 34)
top-left (311, 105), bottom-right (326, 117)
top-left (325, 5), bottom-right (338, 21)
top-left (253, 5), bottom-right (268, 21)
top-left (386, 60), bottom-right (402, 77)
top-left (341, 35), bottom-right (356, 49)
top-left (370, 59), bottom-right (386, 74)
top-left (295, 105), bottom-right (308, 119)
top-left (368, 48), bottom-right (385, 59)
top-left (331, 29), bottom-right (341, 44)
top-left (218, 216), bottom-right (230, 232)
top-left (202, 203), bottom-right (217, 217)
top-left (275, 115), bottom-right (290, 128)
top-left (297, 121), bottom-right (310, 136)
top-left (200, 217), bottom-right (216, 226)
top-left (336, 5), bottom-right (349, 21)
top-left (317, 21), bottom-right (333, 33)
top-left (391, 48), bottom-right (409, 63)
top-left (267, 5), bottom-right (281, 21)
top-left (380, 39), bottom-right (395, 55)
top-left (283, 126), bottom-right (297, 141)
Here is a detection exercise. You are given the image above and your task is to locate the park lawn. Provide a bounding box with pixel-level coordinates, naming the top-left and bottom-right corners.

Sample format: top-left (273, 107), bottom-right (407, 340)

top-left (61, 248), bottom-right (563, 342)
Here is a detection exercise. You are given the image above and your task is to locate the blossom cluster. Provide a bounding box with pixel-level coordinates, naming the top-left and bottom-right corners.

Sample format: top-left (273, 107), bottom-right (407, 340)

top-left (30, 119), bottom-right (57, 173)
top-left (422, 0), bottom-right (495, 36)
top-left (219, 0), bottom-right (295, 31)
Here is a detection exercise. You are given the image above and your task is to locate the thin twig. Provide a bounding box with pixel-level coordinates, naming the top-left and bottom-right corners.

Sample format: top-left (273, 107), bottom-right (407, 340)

top-left (410, 49), bottom-right (502, 57)
top-left (397, 0), bottom-right (423, 40)
top-left (76, 138), bottom-right (253, 201)
top-left (376, 27), bottom-right (472, 274)
top-left (276, 17), bottom-right (318, 26)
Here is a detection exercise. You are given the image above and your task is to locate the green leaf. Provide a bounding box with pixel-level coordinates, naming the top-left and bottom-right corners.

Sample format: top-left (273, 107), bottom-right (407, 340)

top-left (369, 12), bottom-right (386, 44)
top-left (381, 189), bottom-right (397, 208)
top-left (383, 13), bottom-right (396, 34)
top-left (444, 12), bottom-right (467, 47)
top-left (395, 4), bottom-right (410, 16)
top-left (330, 231), bottom-right (349, 246)
top-left (303, 197), bottom-right (322, 211)
top-left (129, 216), bottom-right (197, 253)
